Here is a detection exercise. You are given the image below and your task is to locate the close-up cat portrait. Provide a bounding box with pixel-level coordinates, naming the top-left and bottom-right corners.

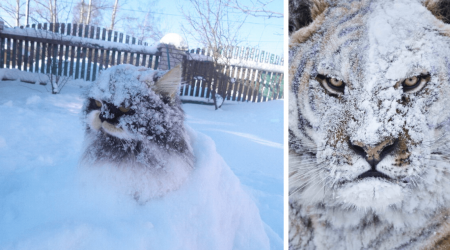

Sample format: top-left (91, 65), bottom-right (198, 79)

top-left (289, 0), bottom-right (450, 249)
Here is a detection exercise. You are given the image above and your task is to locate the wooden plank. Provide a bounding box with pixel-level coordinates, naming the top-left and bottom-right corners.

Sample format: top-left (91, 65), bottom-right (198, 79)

top-left (57, 43), bottom-right (63, 76)
top-left (123, 35), bottom-right (130, 64)
top-left (98, 28), bottom-right (106, 72)
top-left (210, 63), bottom-right (219, 100)
top-left (24, 39), bottom-right (29, 72)
top-left (34, 41), bottom-right (40, 73)
top-left (116, 32), bottom-right (123, 65)
top-left (0, 37), bottom-right (5, 69)
top-left (141, 54), bottom-right (147, 68)
top-left (271, 72), bottom-right (281, 100)
top-left (262, 71), bottom-right (272, 102)
top-left (84, 25), bottom-right (89, 38)
top-left (81, 46), bottom-right (87, 79)
top-left (40, 41), bottom-right (46, 73)
top-left (63, 24), bottom-right (71, 76)
top-left (255, 70), bottom-right (265, 102)
top-left (11, 39), bottom-right (17, 69)
top-left (188, 60), bottom-right (199, 96)
top-left (46, 43), bottom-right (52, 74)
top-left (247, 69), bottom-right (257, 102)
top-left (227, 65), bottom-right (236, 101)
top-left (235, 66), bottom-right (246, 101)
top-left (130, 37), bottom-right (136, 65)
top-left (194, 61), bottom-right (204, 97)
top-left (86, 26), bottom-right (95, 81)
top-left (92, 26), bottom-right (100, 80)
top-left (80, 25), bottom-right (89, 79)
top-left (29, 40), bottom-right (35, 72)
top-left (17, 39), bottom-right (23, 71)
top-left (104, 30), bottom-right (112, 69)
top-left (52, 43), bottom-right (58, 76)
top-left (110, 31), bottom-right (118, 66)
top-left (60, 23), bottom-right (65, 35)
top-left (240, 68), bottom-right (250, 102)
top-left (182, 59), bottom-right (193, 96)
top-left (276, 73), bottom-right (284, 99)
top-left (183, 59), bottom-right (193, 96)
top-left (218, 64), bottom-right (229, 100)
top-left (249, 69), bottom-right (260, 102)
top-left (74, 24), bottom-right (83, 79)
top-left (180, 57), bottom-right (188, 96)
top-left (5, 38), bottom-right (11, 69)
top-left (233, 66), bottom-right (244, 101)
top-left (154, 54), bottom-right (159, 69)
top-left (78, 24), bottom-right (84, 36)
top-left (92, 47), bottom-right (99, 81)
top-left (203, 61), bottom-right (213, 99)
top-left (265, 71), bottom-right (274, 101)
top-left (71, 23), bottom-right (77, 36)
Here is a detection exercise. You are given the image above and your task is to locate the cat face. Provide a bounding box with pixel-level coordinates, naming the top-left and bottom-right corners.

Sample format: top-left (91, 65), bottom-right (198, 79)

top-left (81, 64), bottom-right (193, 169)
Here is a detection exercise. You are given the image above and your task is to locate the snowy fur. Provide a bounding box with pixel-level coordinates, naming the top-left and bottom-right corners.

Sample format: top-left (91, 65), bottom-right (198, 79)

top-left (289, 0), bottom-right (450, 249)
top-left (80, 64), bottom-right (194, 201)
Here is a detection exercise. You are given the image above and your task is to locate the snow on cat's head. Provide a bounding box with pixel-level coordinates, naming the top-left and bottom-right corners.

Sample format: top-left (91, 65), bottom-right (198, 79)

top-left (80, 64), bottom-right (194, 201)
top-left (289, 0), bottom-right (450, 221)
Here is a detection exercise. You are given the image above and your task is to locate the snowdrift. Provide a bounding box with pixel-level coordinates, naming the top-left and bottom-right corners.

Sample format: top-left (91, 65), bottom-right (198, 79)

top-left (0, 77), bottom-right (271, 249)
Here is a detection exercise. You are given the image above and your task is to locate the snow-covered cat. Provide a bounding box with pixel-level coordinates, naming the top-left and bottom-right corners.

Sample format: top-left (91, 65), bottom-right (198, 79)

top-left (290, 0), bottom-right (450, 249)
top-left (80, 64), bottom-right (194, 200)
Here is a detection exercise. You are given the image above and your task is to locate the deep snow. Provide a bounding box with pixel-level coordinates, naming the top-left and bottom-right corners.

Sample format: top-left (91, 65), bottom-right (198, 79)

top-left (0, 74), bottom-right (283, 249)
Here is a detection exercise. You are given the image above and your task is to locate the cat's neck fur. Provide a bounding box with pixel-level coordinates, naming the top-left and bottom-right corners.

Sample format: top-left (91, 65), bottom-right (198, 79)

top-left (290, 201), bottom-right (450, 249)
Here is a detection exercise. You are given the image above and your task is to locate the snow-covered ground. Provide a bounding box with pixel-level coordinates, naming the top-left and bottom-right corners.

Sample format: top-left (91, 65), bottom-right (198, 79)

top-left (0, 72), bottom-right (283, 249)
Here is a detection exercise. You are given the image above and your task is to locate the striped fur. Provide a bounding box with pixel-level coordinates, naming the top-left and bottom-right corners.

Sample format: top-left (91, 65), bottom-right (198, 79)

top-left (289, 0), bottom-right (450, 249)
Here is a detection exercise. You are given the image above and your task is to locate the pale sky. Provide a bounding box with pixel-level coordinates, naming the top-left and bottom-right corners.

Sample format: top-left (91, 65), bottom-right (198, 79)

top-left (0, 0), bottom-right (284, 55)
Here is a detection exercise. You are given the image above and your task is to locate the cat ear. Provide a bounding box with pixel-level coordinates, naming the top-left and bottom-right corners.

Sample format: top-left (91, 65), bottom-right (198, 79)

top-left (153, 64), bottom-right (182, 99)
top-left (424, 0), bottom-right (450, 24)
top-left (289, 0), bottom-right (328, 47)
top-left (289, 0), bottom-right (327, 33)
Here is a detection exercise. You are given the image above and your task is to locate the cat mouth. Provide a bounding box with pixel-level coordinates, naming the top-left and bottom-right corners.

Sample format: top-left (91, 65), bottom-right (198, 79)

top-left (357, 170), bottom-right (391, 180)
top-left (100, 121), bottom-right (133, 140)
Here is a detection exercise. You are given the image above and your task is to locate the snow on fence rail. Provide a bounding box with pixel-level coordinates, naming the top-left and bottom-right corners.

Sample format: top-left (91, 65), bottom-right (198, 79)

top-left (0, 22), bottom-right (160, 82)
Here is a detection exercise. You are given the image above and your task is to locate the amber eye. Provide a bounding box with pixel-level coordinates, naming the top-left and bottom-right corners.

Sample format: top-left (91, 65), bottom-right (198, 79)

top-left (316, 74), bottom-right (346, 95)
top-left (95, 100), bottom-right (102, 107)
top-left (404, 76), bottom-right (418, 86)
top-left (119, 106), bottom-right (130, 113)
top-left (400, 74), bottom-right (430, 93)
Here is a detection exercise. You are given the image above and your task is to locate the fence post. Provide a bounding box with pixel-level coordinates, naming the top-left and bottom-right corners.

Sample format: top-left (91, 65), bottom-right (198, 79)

top-left (158, 33), bottom-right (187, 71)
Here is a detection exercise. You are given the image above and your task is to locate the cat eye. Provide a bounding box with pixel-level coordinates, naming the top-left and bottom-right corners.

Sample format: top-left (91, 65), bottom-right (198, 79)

top-left (399, 74), bottom-right (430, 93)
top-left (119, 106), bottom-right (130, 113)
top-left (95, 100), bottom-right (102, 108)
top-left (316, 74), bottom-right (346, 95)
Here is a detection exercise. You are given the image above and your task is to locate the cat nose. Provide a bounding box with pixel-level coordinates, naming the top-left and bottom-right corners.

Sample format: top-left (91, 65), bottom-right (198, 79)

top-left (348, 138), bottom-right (398, 169)
top-left (99, 113), bottom-right (106, 122)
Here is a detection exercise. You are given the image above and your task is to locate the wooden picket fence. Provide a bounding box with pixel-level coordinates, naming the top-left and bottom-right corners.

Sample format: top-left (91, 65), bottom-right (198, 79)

top-left (181, 56), bottom-right (284, 102)
top-left (0, 21), bottom-right (284, 102)
top-left (0, 22), bottom-right (160, 81)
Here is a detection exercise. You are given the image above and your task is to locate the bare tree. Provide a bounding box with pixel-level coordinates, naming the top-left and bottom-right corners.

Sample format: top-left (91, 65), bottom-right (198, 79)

top-left (110, 0), bottom-right (119, 30)
top-left (0, 0), bottom-right (25, 27)
top-left (31, 0), bottom-right (73, 26)
top-left (72, 0), bottom-right (109, 26)
top-left (123, 5), bottom-right (163, 44)
top-left (25, 0), bottom-right (30, 25)
top-left (181, 0), bottom-right (248, 109)
top-left (227, 0), bottom-right (283, 19)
